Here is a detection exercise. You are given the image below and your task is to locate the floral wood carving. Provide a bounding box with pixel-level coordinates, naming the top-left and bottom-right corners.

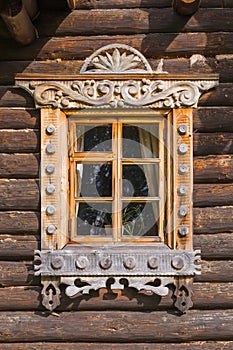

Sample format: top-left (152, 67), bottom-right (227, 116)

top-left (80, 44), bottom-right (153, 74)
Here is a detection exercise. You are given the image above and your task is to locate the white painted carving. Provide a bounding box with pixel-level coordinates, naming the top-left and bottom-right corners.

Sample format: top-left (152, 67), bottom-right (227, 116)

top-left (80, 44), bottom-right (153, 74)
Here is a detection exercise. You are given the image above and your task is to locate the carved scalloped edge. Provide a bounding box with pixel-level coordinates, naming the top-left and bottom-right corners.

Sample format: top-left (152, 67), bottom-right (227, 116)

top-left (61, 276), bottom-right (173, 298)
top-left (194, 249), bottom-right (202, 275)
top-left (34, 249), bottom-right (42, 276)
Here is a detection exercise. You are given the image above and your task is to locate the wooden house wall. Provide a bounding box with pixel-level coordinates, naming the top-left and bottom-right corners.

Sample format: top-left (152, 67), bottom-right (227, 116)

top-left (0, 0), bottom-right (233, 348)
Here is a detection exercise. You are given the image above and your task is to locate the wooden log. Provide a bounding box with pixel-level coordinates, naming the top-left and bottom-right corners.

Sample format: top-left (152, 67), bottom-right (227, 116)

top-left (193, 184), bottom-right (233, 207)
top-left (0, 0), bottom-right (36, 45)
top-left (1, 33), bottom-right (233, 60)
top-left (0, 261), bottom-right (38, 286)
top-left (0, 235), bottom-right (39, 260)
top-left (194, 233), bottom-right (233, 259)
top-left (173, 0), bottom-right (201, 16)
top-left (0, 309), bottom-right (232, 342)
top-left (0, 179), bottom-right (39, 210)
top-left (0, 153), bottom-right (39, 178)
top-left (195, 260), bottom-right (233, 282)
top-left (194, 133), bottom-right (233, 156)
top-left (38, 0), bottom-right (232, 10)
top-left (194, 206), bottom-right (233, 233)
top-left (0, 211), bottom-right (40, 234)
top-left (34, 9), bottom-right (233, 36)
top-left (0, 87), bottom-right (34, 108)
top-left (0, 342), bottom-right (232, 350)
top-left (194, 155), bottom-right (233, 183)
top-left (0, 282), bottom-right (232, 311)
top-left (0, 108), bottom-right (39, 129)
top-left (0, 130), bottom-right (39, 153)
top-left (194, 107), bottom-right (233, 132)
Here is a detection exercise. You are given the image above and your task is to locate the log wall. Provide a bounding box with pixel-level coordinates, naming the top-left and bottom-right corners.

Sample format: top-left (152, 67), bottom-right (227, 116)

top-left (0, 0), bottom-right (232, 348)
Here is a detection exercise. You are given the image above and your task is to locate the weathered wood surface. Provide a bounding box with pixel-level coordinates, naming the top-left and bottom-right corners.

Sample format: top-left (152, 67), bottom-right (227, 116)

top-left (194, 107), bottom-right (233, 132)
top-left (0, 342), bottom-right (233, 350)
top-left (193, 184), bottom-right (233, 207)
top-left (0, 179), bottom-right (39, 210)
top-left (1, 33), bottom-right (233, 60)
top-left (33, 9), bottom-right (233, 36)
top-left (0, 233), bottom-right (232, 260)
top-left (0, 153), bottom-right (39, 178)
top-left (194, 133), bottom-right (233, 156)
top-left (0, 282), bottom-right (232, 311)
top-left (38, 0), bottom-right (233, 9)
top-left (0, 260), bottom-right (231, 287)
top-left (0, 130), bottom-right (39, 153)
top-left (0, 310), bottom-right (232, 342)
top-left (0, 108), bottom-right (39, 129)
top-left (0, 211), bottom-right (40, 234)
top-left (173, 0), bottom-right (201, 15)
top-left (0, 235), bottom-right (39, 260)
top-left (194, 155), bottom-right (233, 183)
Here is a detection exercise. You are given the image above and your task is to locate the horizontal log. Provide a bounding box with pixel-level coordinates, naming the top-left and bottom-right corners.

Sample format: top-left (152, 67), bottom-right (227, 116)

top-left (1, 33), bottom-right (233, 61)
top-left (0, 342), bottom-right (233, 350)
top-left (0, 282), bottom-right (232, 311)
top-left (1, 84), bottom-right (233, 108)
top-left (0, 130), bottom-right (39, 153)
top-left (0, 108), bottom-right (39, 129)
top-left (193, 184), bottom-right (233, 207)
top-left (0, 232), bottom-right (232, 261)
top-left (0, 309), bottom-right (232, 342)
top-left (0, 211), bottom-right (40, 234)
top-left (0, 261), bottom-right (38, 287)
top-left (194, 155), bottom-right (233, 183)
top-left (34, 9), bottom-right (233, 37)
top-left (194, 206), bottom-right (233, 233)
top-left (0, 179), bottom-right (40, 210)
top-left (194, 233), bottom-right (233, 259)
top-left (194, 133), bottom-right (233, 156)
top-left (0, 260), bottom-right (231, 287)
top-left (0, 153), bottom-right (39, 178)
top-left (38, 0), bottom-right (233, 9)
top-left (0, 235), bottom-right (39, 260)
top-left (194, 107), bottom-right (233, 132)
top-left (195, 260), bottom-right (233, 282)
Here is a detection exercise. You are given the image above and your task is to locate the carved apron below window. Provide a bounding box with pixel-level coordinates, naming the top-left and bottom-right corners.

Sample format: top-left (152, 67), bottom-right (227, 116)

top-left (16, 44), bottom-right (219, 313)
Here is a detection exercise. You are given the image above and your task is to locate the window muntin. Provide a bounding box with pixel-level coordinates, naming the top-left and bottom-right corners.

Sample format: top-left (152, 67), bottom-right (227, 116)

top-left (69, 117), bottom-right (165, 244)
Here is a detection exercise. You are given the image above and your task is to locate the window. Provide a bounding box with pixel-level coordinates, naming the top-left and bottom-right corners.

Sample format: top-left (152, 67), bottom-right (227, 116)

top-left (16, 44), bottom-right (218, 313)
top-left (69, 114), bottom-right (165, 244)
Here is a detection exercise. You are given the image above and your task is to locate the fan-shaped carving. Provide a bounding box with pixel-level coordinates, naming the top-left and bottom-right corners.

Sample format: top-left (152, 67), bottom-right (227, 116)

top-left (80, 44), bottom-right (153, 74)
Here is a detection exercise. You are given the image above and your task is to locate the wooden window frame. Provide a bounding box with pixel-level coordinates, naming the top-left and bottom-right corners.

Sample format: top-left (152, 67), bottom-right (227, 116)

top-left (15, 44), bottom-right (218, 313)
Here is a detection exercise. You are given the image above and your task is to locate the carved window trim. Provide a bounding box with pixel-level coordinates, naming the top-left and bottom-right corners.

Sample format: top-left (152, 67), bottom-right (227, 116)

top-left (15, 44), bottom-right (218, 313)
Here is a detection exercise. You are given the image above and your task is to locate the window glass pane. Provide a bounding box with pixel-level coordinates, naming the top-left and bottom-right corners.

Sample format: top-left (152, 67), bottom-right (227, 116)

top-left (123, 123), bottom-right (159, 158)
top-left (76, 162), bottom-right (112, 198)
top-left (76, 124), bottom-right (112, 152)
top-left (122, 164), bottom-right (159, 197)
top-left (75, 202), bottom-right (112, 237)
top-left (122, 201), bottom-right (159, 237)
